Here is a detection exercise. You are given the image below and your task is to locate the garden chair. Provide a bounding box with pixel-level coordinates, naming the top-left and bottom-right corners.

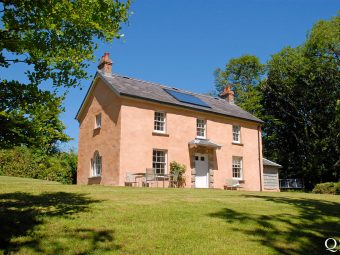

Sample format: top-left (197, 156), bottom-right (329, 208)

top-left (224, 178), bottom-right (241, 190)
top-left (143, 168), bottom-right (158, 187)
top-left (124, 172), bottom-right (138, 187)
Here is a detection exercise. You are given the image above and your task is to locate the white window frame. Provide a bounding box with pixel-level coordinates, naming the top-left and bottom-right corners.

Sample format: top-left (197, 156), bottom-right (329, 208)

top-left (196, 119), bottom-right (206, 139)
top-left (232, 156), bottom-right (243, 180)
top-left (153, 111), bottom-right (166, 133)
top-left (95, 113), bottom-right (102, 129)
top-left (152, 149), bottom-right (167, 174)
top-left (91, 151), bottom-right (102, 177)
top-left (232, 125), bottom-right (241, 143)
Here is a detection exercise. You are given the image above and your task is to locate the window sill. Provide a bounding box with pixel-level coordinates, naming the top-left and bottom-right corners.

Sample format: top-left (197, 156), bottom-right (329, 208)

top-left (152, 132), bottom-right (169, 137)
top-left (88, 176), bottom-right (102, 179)
top-left (232, 142), bottom-right (243, 146)
top-left (93, 127), bottom-right (101, 131)
top-left (196, 137), bottom-right (206, 140)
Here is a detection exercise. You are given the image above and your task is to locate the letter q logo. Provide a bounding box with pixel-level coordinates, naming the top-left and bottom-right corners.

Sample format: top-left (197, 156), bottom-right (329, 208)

top-left (325, 238), bottom-right (338, 253)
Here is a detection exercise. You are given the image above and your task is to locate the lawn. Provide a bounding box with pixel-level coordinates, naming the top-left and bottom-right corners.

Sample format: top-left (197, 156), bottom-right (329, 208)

top-left (0, 176), bottom-right (339, 255)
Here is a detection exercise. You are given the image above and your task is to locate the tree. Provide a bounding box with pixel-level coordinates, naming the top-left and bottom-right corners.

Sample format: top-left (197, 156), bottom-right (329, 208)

top-left (214, 55), bottom-right (265, 117)
top-left (0, 0), bottom-right (131, 150)
top-left (262, 14), bottom-right (340, 188)
top-left (1, 0), bottom-right (130, 88)
top-left (0, 80), bottom-right (69, 153)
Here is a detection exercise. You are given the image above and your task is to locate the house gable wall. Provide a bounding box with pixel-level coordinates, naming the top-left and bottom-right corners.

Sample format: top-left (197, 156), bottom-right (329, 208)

top-left (77, 79), bottom-right (122, 185)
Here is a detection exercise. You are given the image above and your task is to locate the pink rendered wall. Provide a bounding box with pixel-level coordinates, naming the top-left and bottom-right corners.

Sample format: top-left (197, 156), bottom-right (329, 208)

top-left (208, 118), bottom-right (262, 191)
top-left (77, 79), bottom-right (122, 185)
top-left (118, 97), bottom-right (263, 191)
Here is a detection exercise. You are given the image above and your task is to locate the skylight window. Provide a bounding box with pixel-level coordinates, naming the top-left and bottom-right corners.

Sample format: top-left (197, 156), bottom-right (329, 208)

top-left (163, 89), bottom-right (210, 108)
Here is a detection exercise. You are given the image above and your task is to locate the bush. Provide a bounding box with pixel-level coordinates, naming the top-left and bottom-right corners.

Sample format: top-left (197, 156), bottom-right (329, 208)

top-left (0, 146), bottom-right (38, 178)
top-left (312, 182), bottom-right (340, 195)
top-left (0, 146), bottom-right (77, 184)
top-left (170, 161), bottom-right (186, 188)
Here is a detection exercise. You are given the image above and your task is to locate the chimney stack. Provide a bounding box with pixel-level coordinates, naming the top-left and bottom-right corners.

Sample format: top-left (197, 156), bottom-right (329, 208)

top-left (98, 52), bottom-right (112, 75)
top-left (219, 85), bottom-right (234, 104)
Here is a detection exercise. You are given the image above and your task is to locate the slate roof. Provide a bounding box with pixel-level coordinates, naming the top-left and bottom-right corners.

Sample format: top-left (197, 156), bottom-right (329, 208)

top-left (91, 71), bottom-right (263, 123)
top-left (263, 158), bottom-right (282, 167)
top-left (76, 71), bottom-right (262, 123)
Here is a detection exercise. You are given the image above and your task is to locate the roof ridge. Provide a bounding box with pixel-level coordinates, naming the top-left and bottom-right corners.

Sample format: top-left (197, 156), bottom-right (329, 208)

top-left (111, 72), bottom-right (223, 101)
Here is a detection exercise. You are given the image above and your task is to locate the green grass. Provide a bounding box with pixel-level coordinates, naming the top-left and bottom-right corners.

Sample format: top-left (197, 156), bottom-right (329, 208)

top-left (0, 176), bottom-right (339, 255)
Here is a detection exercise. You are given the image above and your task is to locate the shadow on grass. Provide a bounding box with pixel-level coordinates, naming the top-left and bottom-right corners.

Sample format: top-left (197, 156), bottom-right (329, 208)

top-left (209, 194), bottom-right (340, 255)
top-left (0, 192), bottom-right (120, 254)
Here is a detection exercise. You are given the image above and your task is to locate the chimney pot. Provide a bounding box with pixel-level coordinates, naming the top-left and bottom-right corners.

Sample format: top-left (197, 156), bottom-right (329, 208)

top-left (219, 85), bottom-right (234, 104)
top-left (98, 52), bottom-right (113, 75)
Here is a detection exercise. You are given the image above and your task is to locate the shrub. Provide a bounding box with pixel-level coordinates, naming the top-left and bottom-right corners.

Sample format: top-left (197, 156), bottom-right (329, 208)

top-left (170, 161), bottom-right (186, 188)
top-left (0, 146), bottom-right (38, 178)
top-left (0, 146), bottom-right (77, 184)
top-left (312, 182), bottom-right (340, 195)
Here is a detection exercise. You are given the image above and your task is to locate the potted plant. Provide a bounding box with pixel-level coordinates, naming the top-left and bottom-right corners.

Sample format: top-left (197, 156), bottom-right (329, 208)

top-left (170, 161), bottom-right (186, 188)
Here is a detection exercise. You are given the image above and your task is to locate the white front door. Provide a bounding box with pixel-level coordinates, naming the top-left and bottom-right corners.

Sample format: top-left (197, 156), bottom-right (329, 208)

top-left (195, 153), bottom-right (209, 188)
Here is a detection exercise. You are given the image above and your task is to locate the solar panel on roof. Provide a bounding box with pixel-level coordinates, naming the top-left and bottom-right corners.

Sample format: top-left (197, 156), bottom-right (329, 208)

top-left (163, 88), bottom-right (210, 108)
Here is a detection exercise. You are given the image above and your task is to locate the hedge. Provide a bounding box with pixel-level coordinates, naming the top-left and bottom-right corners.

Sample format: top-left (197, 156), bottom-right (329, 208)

top-left (0, 146), bottom-right (77, 184)
top-left (312, 182), bottom-right (340, 195)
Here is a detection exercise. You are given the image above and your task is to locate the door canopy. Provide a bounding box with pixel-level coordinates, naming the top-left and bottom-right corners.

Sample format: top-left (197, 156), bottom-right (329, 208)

top-left (188, 139), bottom-right (221, 149)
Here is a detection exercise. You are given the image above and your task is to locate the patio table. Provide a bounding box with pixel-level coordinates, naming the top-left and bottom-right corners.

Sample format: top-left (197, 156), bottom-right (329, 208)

top-left (132, 173), bottom-right (145, 187)
top-left (132, 172), bottom-right (171, 188)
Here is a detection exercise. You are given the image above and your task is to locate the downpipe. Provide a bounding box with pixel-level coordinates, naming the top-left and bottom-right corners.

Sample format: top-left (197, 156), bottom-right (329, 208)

top-left (258, 125), bottom-right (263, 192)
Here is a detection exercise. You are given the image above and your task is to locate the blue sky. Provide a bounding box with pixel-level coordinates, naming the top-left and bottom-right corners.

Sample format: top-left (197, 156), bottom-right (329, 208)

top-left (2, 0), bottom-right (339, 150)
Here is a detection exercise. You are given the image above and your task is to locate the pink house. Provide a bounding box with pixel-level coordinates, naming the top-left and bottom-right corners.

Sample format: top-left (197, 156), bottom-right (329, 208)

top-left (76, 53), bottom-right (280, 191)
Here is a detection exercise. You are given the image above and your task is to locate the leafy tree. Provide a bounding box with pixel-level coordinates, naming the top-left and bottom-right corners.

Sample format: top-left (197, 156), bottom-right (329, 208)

top-left (214, 55), bottom-right (265, 117)
top-left (0, 80), bottom-right (69, 153)
top-left (1, 0), bottom-right (130, 88)
top-left (0, 0), bottom-right (131, 150)
top-left (262, 14), bottom-right (340, 189)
